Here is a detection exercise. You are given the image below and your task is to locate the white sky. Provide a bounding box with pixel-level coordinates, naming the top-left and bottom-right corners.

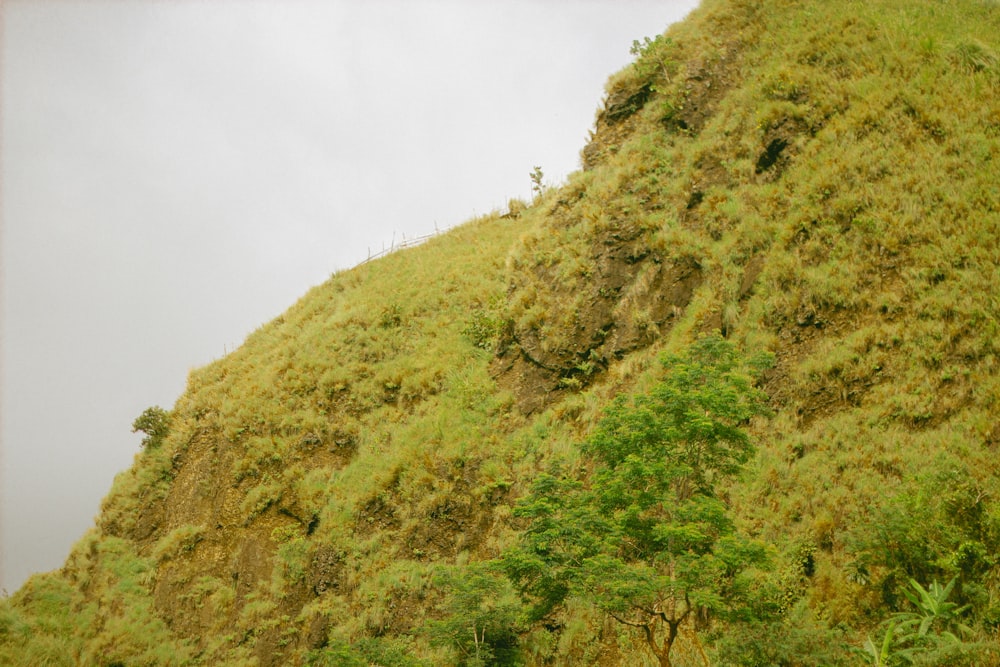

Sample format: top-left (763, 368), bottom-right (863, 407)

top-left (0, 0), bottom-right (699, 593)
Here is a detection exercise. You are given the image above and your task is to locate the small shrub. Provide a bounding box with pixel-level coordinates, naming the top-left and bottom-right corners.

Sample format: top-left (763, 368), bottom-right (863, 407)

top-left (506, 198), bottom-right (527, 218)
top-left (240, 481), bottom-right (283, 523)
top-left (153, 525), bottom-right (204, 563)
top-left (462, 294), bottom-right (510, 352)
top-left (131, 406), bottom-right (171, 449)
top-left (306, 640), bottom-right (366, 667)
top-left (629, 34), bottom-right (675, 84)
top-left (950, 40), bottom-right (999, 74)
top-left (530, 166), bottom-right (545, 199)
top-left (379, 303), bottom-right (403, 329)
top-left (276, 538), bottom-right (309, 588)
top-left (426, 563), bottom-right (524, 666)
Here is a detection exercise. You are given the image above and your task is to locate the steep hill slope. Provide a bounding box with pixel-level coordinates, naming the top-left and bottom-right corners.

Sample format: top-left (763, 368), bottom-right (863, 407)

top-left (4, 0), bottom-right (1000, 664)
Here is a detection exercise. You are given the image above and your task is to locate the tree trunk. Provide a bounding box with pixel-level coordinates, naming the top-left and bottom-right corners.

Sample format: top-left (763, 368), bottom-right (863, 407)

top-left (685, 622), bottom-right (710, 667)
top-left (657, 619), bottom-right (680, 667)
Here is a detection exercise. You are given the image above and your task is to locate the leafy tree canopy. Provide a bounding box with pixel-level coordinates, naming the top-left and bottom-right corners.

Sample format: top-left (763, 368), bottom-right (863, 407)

top-left (131, 406), bottom-right (172, 449)
top-left (503, 335), bottom-right (772, 666)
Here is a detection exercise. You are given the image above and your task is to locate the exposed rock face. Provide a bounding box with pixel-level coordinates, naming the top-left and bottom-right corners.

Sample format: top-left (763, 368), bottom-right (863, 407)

top-left (495, 239), bottom-right (702, 413)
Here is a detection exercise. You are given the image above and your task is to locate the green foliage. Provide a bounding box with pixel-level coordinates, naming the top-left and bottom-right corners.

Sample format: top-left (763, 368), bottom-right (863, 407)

top-left (710, 599), bottom-right (853, 666)
top-left (275, 536), bottom-right (309, 588)
top-left (306, 639), bottom-right (367, 667)
top-left (131, 405), bottom-right (171, 449)
top-left (504, 336), bottom-right (771, 665)
top-left (629, 34), bottom-right (675, 85)
top-left (0, 574), bottom-right (83, 667)
top-left (846, 458), bottom-right (1000, 612)
top-left (308, 636), bottom-right (429, 667)
top-left (67, 537), bottom-right (194, 665)
top-left (152, 524), bottom-right (205, 562)
top-left (529, 166), bottom-right (545, 199)
top-left (950, 40), bottom-right (999, 75)
top-left (896, 577), bottom-right (972, 643)
top-left (354, 637), bottom-right (430, 667)
top-left (379, 302), bottom-right (404, 329)
top-left (857, 577), bottom-right (994, 667)
top-left (426, 563), bottom-right (524, 666)
top-left (462, 294), bottom-right (510, 352)
top-left (860, 620), bottom-right (899, 667)
top-left (583, 335), bottom-right (772, 483)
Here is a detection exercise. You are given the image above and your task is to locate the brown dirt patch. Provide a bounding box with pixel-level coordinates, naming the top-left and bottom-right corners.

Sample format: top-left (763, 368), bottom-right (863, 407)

top-left (496, 235), bottom-right (702, 414)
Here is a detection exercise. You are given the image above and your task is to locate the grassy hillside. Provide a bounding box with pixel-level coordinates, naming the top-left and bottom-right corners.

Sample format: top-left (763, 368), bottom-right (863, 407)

top-left (4, 0), bottom-right (1000, 664)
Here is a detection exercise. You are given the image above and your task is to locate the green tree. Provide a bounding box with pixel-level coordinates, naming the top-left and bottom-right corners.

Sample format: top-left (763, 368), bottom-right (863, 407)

top-left (629, 34), bottom-right (674, 82)
top-left (427, 563), bottom-right (523, 666)
top-left (308, 637), bottom-right (427, 667)
top-left (504, 335), bottom-right (772, 667)
top-left (131, 406), bottom-right (171, 449)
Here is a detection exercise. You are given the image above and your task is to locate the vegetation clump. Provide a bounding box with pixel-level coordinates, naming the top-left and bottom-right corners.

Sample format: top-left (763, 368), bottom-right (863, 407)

top-left (131, 405), bottom-right (171, 449)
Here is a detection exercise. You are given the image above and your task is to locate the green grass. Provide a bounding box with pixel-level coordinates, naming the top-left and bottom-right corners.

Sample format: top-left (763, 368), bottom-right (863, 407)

top-left (4, 0), bottom-right (1000, 664)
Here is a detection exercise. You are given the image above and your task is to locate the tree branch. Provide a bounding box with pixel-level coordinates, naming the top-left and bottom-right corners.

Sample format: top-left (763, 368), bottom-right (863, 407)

top-left (609, 610), bottom-right (665, 659)
top-left (608, 610), bottom-right (652, 629)
top-left (680, 591), bottom-right (693, 624)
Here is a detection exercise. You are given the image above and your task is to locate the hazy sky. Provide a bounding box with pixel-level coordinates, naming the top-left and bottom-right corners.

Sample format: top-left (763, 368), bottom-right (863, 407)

top-left (0, 0), bottom-right (699, 592)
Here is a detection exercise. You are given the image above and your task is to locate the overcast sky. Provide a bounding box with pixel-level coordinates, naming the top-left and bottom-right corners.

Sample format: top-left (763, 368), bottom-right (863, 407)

top-left (0, 0), bottom-right (699, 593)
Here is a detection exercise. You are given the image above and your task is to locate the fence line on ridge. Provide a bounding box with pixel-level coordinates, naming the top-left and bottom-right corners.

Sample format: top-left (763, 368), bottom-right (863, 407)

top-left (355, 229), bottom-right (441, 268)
